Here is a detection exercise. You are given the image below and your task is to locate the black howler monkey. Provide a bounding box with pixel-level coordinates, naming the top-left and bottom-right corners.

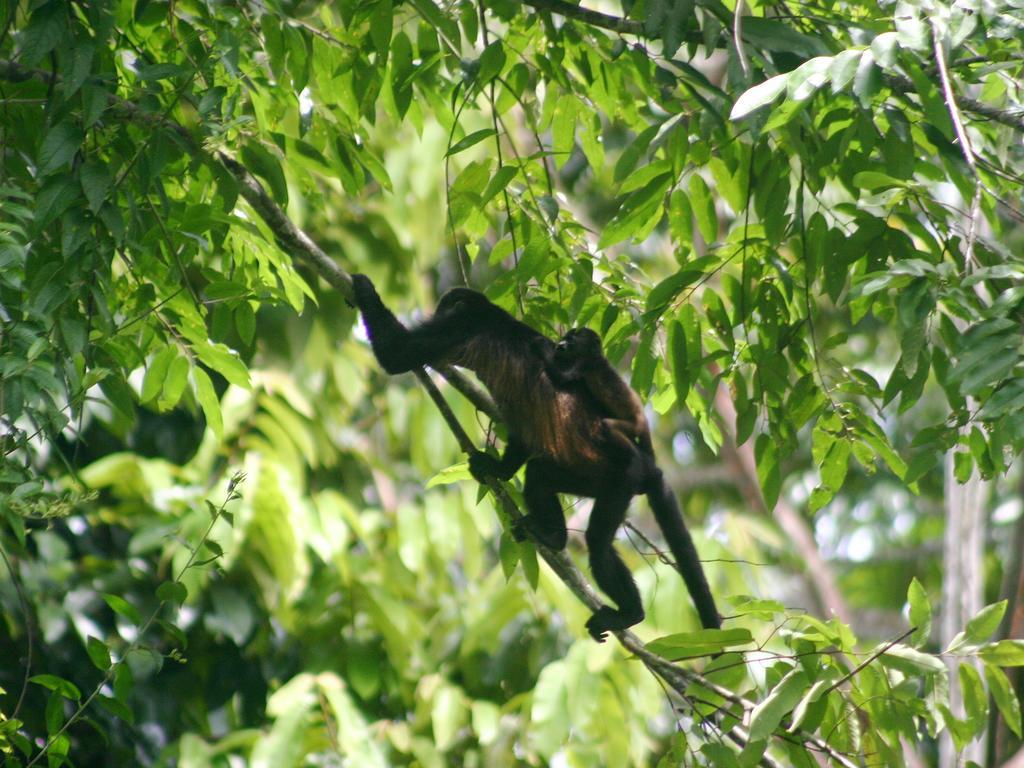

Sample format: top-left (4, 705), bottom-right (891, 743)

top-left (351, 274), bottom-right (721, 640)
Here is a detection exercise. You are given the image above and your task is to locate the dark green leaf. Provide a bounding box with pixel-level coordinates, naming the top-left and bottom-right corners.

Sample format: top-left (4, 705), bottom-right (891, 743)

top-left (754, 434), bottom-right (780, 510)
top-left (86, 636), bottom-right (111, 671)
top-left (102, 593), bottom-right (142, 625)
top-left (240, 143), bottom-right (288, 205)
top-left (79, 161), bottom-right (112, 214)
top-left (38, 123), bottom-right (83, 176)
top-left (34, 177), bottom-right (80, 231)
top-left (370, 0), bottom-right (393, 61)
top-left (157, 581), bottom-right (188, 605)
top-left (477, 41), bottom-right (506, 83)
top-left (668, 318), bottom-right (688, 406)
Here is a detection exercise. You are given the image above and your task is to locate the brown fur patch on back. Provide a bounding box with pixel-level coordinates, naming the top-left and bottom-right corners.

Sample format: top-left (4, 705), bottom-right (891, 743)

top-left (458, 332), bottom-right (608, 470)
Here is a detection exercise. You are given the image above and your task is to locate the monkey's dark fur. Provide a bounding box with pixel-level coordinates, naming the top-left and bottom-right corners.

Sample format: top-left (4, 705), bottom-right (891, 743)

top-left (543, 327), bottom-right (657, 489)
top-left (352, 274), bottom-right (721, 640)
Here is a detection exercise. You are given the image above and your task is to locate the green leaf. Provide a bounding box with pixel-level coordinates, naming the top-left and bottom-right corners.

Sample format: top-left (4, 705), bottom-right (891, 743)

top-left (38, 123), bottom-right (83, 176)
top-left (193, 340), bottom-right (250, 388)
top-left (958, 663), bottom-right (989, 739)
top-left (907, 578), bottom-right (931, 647)
top-left (159, 355), bottom-right (191, 411)
top-left (30, 675), bottom-right (81, 701)
top-left (370, 0), bottom-right (393, 60)
top-left (870, 31), bottom-right (899, 68)
top-left (34, 176), bottom-right (80, 230)
top-left (828, 49), bottom-right (862, 92)
top-left (598, 173), bottom-right (671, 248)
top-left (786, 56), bottom-right (831, 102)
top-left (661, 0), bottom-right (695, 59)
top-left (102, 593), bottom-right (142, 625)
top-left (646, 269), bottom-right (701, 314)
top-left (986, 664), bottom-right (1022, 738)
top-left (668, 319), bottom-right (689, 407)
top-left (741, 17), bottom-right (828, 57)
top-left (425, 462), bottom-right (472, 487)
top-left (729, 596), bottom-right (785, 618)
top-left (141, 346), bottom-right (177, 405)
top-left (193, 367), bottom-right (223, 437)
top-left (80, 160), bottom-right (112, 214)
top-left (477, 40), bottom-right (506, 83)
top-left (481, 165), bottom-right (518, 206)
top-left (852, 171), bottom-right (908, 190)
top-left (748, 668), bottom-right (810, 741)
top-left (18, 1), bottom-right (68, 65)
top-left (964, 601), bottom-right (1006, 644)
top-left (788, 672), bottom-right (839, 732)
top-left (235, 302), bottom-right (256, 345)
top-left (688, 174), bottom-right (717, 243)
top-left (551, 95), bottom-right (577, 169)
top-left (819, 437), bottom-right (850, 492)
top-left (730, 74), bottom-right (788, 120)
top-left (45, 691), bottom-right (64, 735)
top-left (157, 581), bottom-right (188, 605)
top-left (852, 50), bottom-right (882, 106)
top-left (96, 693), bottom-right (134, 723)
top-left (240, 143), bottom-right (288, 205)
top-left (754, 434), bottom-right (780, 510)
top-left (520, 541), bottom-right (539, 590)
top-left (135, 63), bottom-right (189, 81)
top-left (445, 129), bottom-right (496, 157)
top-left (668, 188), bottom-right (694, 246)
top-left (646, 628), bottom-right (753, 658)
top-left (86, 636), bottom-right (112, 671)
top-left (498, 531), bottom-right (519, 580)
top-left (979, 640), bottom-right (1024, 667)
top-left (879, 644), bottom-right (947, 675)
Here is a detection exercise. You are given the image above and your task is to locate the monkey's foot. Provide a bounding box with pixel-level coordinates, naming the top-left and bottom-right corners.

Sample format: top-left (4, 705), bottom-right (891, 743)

top-left (585, 606), bottom-right (644, 643)
top-left (511, 518), bottom-right (529, 543)
top-left (511, 516), bottom-right (567, 550)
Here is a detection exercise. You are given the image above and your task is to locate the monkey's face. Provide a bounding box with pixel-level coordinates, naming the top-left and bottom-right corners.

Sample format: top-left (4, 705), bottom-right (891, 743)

top-left (435, 288), bottom-right (500, 321)
top-left (556, 327), bottom-right (602, 360)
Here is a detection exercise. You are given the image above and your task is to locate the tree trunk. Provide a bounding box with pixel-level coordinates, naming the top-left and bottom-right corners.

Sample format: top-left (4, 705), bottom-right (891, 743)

top-left (939, 450), bottom-right (987, 767)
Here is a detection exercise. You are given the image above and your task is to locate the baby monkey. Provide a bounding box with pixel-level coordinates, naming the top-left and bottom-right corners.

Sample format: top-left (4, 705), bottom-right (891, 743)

top-left (543, 328), bottom-right (657, 490)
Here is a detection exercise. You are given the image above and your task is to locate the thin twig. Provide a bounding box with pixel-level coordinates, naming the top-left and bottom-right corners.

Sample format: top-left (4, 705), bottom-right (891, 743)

top-left (930, 21), bottom-right (983, 266)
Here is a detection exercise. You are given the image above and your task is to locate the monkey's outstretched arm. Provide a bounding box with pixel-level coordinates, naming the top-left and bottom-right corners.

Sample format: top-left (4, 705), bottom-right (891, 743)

top-left (352, 274), bottom-right (465, 373)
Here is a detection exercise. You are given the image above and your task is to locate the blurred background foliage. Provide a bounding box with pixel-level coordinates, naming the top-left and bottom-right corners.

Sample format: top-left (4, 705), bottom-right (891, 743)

top-left (1, 0), bottom-right (1023, 765)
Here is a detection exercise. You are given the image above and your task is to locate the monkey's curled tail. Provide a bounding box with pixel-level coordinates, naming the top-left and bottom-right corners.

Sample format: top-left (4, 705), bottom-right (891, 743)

top-left (646, 473), bottom-right (722, 630)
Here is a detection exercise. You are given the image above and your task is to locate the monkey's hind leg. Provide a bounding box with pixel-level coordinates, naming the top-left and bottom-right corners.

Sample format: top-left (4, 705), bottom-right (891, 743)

top-left (584, 487), bottom-right (644, 642)
top-left (520, 461), bottom-right (569, 550)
